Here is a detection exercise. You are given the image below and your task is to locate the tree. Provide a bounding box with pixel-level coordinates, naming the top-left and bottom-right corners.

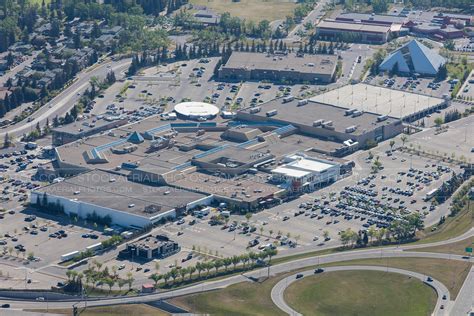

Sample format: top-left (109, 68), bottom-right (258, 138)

top-left (118, 279), bottom-right (127, 292)
top-left (3, 133), bottom-right (11, 148)
top-left (213, 259), bottom-right (223, 274)
top-left (126, 272), bottom-right (134, 290)
top-left (367, 226), bottom-right (376, 244)
top-left (179, 267), bottom-right (188, 282)
top-left (372, 156), bottom-right (382, 173)
top-left (162, 272), bottom-right (171, 285)
top-left (188, 266), bottom-right (196, 280)
top-left (323, 231), bottom-right (329, 240)
top-left (245, 212), bottom-right (252, 222)
top-left (434, 117), bottom-right (443, 127)
top-left (400, 135), bottom-right (408, 147)
top-left (196, 262), bottom-right (204, 278)
top-left (169, 268), bottom-right (178, 284)
top-left (149, 273), bottom-right (161, 287)
top-left (223, 257), bottom-right (232, 272)
top-left (231, 255), bottom-right (240, 270)
top-left (437, 64), bottom-right (447, 80)
top-left (104, 277), bottom-right (115, 294)
top-left (389, 140), bottom-right (395, 152)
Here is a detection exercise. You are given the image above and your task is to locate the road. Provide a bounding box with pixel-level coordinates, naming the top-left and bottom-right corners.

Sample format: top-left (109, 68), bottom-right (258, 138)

top-left (450, 265), bottom-right (474, 316)
top-left (0, 230), bottom-right (471, 310)
top-left (0, 58), bottom-right (131, 139)
top-left (287, 0), bottom-right (329, 42)
top-left (271, 266), bottom-right (451, 316)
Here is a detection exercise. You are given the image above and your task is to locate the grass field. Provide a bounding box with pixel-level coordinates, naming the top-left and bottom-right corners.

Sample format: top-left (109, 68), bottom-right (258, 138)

top-left (29, 304), bottom-right (168, 316)
top-left (415, 200), bottom-right (473, 244)
top-left (171, 276), bottom-right (287, 316)
top-left (28, 0), bottom-right (51, 5)
top-left (190, 0), bottom-right (296, 22)
top-left (284, 270), bottom-right (436, 316)
top-left (170, 257), bottom-right (470, 315)
top-left (327, 257), bottom-right (471, 299)
top-left (414, 237), bottom-right (473, 256)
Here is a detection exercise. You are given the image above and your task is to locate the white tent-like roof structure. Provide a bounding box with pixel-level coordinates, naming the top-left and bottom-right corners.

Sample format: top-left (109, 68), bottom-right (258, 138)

top-left (379, 40), bottom-right (446, 76)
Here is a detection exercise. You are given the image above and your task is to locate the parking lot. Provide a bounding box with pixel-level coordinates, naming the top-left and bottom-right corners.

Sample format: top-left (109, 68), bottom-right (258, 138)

top-left (364, 75), bottom-right (451, 99)
top-left (407, 114), bottom-right (474, 159)
top-left (457, 69), bottom-right (474, 101)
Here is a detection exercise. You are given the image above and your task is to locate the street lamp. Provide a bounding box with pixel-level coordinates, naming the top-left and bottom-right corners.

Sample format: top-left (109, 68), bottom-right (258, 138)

top-left (14, 266), bottom-right (32, 289)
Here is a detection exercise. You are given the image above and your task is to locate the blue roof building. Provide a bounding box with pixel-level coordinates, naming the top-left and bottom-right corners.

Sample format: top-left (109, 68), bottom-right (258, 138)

top-left (127, 131), bottom-right (144, 144)
top-left (379, 40), bottom-right (446, 76)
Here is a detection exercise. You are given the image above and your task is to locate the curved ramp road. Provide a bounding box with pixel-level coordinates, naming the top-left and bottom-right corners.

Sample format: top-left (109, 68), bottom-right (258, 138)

top-left (270, 266), bottom-right (450, 316)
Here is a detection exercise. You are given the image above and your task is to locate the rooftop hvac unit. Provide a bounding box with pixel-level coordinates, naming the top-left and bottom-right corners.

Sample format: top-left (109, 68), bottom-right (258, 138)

top-left (352, 110), bottom-right (363, 117)
top-left (297, 99), bottom-right (308, 106)
top-left (250, 107), bottom-right (261, 114)
top-left (345, 108), bottom-right (356, 116)
top-left (377, 115), bottom-right (388, 122)
top-left (345, 125), bottom-right (357, 133)
top-left (266, 110), bottom-right (278, 117)
top-left (313, 119), bottom-right (324, 127)
top-left (283, 96), bottom-right (294, 103)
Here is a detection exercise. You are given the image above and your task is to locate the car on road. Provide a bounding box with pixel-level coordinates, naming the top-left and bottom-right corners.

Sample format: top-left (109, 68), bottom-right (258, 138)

top-left (296, 274), bottom-right (304, 279)
top-left (314, 268), bottom-right (324, 274)
top-left (1, 304), bottom-right (10, 308)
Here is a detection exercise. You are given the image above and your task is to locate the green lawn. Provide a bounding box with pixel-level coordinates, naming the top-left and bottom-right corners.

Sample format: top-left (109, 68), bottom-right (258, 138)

top-left (190, 0), bottom-right (296, 21)
top-left (28, 0), bottom-right (51, 5)
top-left (327, 257), bottom-right (471, 299)
top-left (284, 270), bottom-right (436, 316)
top-left (414, 237), bottom-right (473, 256)
top-left (170, 276), bottom-right (287, 316)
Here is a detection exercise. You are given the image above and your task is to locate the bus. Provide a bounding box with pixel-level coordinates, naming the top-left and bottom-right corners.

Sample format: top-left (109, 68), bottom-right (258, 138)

top-left (424, 188), bottom-right (439, 201)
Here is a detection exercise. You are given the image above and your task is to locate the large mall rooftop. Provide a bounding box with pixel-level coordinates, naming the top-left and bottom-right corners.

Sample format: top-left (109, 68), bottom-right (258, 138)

top-left (311, 84), bottom-right (447, 120)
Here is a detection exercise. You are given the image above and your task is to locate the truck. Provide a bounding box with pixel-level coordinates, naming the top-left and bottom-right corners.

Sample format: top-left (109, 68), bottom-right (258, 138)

top-left (424, 188), bottom-right (439, 201)
top-left (60, 251), bottom-right (80, 262)
top-left (266, 109), bottom-right (278, 117)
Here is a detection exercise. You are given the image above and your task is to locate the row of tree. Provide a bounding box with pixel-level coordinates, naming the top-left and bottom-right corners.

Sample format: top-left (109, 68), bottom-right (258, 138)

top-left (150, 248), bottom-right (278, 287)
top-left (340, 212), bottom-right (425, 247)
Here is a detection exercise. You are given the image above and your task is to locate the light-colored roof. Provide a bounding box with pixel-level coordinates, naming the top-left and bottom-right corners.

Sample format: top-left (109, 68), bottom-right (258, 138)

top-left (317, 20), bottom-right (391, 33)
top-left (272, 166), bottom-right (312, 178)
top-left (287, 155), bottom-right (335, 172)
top-left (174, 102), bottom-right (219, 118)
top-left (311, 83), bottom-right (445, 119)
